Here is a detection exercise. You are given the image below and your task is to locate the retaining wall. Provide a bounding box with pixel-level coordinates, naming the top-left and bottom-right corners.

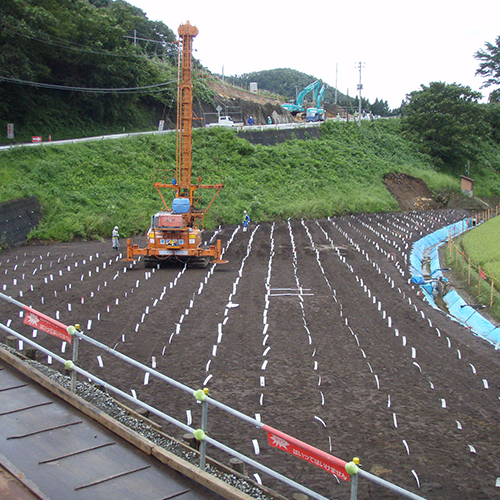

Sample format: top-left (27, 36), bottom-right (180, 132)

top-left (0, 197), bottom-right (43, 248)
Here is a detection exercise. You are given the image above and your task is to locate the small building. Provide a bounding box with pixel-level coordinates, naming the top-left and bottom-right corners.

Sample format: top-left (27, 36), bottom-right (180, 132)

top-left (461, 176), bottom-right (474, 197)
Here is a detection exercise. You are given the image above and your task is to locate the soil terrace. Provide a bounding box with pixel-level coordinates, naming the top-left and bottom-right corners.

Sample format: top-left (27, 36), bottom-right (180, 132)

top-left (1, 209), bottom-right (499, 500)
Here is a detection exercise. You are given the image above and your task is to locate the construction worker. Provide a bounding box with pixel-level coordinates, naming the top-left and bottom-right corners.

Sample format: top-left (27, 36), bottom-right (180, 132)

top-left (112, 226), bottom-right (120, 250)
top-left (242, 211), bottom-right (250, 232)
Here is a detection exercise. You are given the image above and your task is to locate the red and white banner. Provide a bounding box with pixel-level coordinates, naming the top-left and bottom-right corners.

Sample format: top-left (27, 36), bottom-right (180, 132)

top-left (263, 425), bottom-right (349, 481)
top-left (31, 136), bottom-right (42, 143)
top-left (23, 306), bottom-right (72, 343)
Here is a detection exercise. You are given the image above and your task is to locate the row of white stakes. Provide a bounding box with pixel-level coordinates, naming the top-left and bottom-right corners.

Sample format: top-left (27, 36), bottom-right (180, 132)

top-left (320, 217), bottom-right (487, 467)
top-left (201, 225), bottom-right (260, 387)
top-left (251, 221), bottom-right (333, 486)
top-left (2, 250), bottom-right (135, 365)
top-left (202, 224), bottom-right (266, 487)
top-left (299, 220), bottom-right (345, 460)
top-left (123, 226), bottom-right (244, 396)
top-left (315, 218), bottom-right (427, 487)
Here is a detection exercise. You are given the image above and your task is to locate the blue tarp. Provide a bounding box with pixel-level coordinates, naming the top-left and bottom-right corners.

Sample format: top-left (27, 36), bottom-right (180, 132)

top-left (411, 219), bottom-right (500, 347)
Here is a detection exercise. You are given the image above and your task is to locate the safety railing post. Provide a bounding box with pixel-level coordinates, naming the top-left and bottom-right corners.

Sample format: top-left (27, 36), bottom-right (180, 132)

top-left (65, 324), bottom-right (80, 393)
top-left (194, 388), bottom-right (210, 470)
top-left (71, 326), bottom-right (80, 393)
top-left (346, 458), bottom-right (360, 500)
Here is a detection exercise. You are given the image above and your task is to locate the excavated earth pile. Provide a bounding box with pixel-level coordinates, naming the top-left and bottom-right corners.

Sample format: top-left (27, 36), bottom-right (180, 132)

top-left (1, 209), bottom-right (500, 500)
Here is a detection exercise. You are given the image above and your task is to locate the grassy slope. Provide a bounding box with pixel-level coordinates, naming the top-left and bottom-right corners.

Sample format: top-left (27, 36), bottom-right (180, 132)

top-left (461, 216), bottom-right (500, 278)
top-left (0, 119), bottom-right (496, 242)
top-left (445, 216), bottom-right (500, 322)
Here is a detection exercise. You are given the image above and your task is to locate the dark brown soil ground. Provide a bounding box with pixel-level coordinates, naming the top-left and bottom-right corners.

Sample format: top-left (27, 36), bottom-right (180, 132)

top-left (2, 207), bottom-right (500, 500)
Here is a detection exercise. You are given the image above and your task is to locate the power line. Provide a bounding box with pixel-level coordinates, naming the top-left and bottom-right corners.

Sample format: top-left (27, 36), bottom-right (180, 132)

top-left (2, 26), bottom-right (177, 59)
top-left (0, 76), bottom-right (177, 94)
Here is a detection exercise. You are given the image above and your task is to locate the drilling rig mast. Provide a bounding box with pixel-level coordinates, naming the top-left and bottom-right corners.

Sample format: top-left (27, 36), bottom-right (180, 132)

top-left (126, 22), bottom-right (226, 267)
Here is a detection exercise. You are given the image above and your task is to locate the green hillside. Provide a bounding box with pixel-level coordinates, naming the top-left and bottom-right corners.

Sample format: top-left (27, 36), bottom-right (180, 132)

top-left (2, 119), bottom-right (498, 242)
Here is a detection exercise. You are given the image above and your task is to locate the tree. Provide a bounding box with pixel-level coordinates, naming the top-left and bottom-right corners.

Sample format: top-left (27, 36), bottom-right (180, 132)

top-left (370, 98), bottom-right (390, 117)
top-left (401, 82), bottom-right (487, 168)
top-left (475, 35), bottom-right (500, 100)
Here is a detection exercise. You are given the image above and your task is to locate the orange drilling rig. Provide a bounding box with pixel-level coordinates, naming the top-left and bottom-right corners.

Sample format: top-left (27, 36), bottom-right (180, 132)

top-left (126, 21), bottom-right (227, 268)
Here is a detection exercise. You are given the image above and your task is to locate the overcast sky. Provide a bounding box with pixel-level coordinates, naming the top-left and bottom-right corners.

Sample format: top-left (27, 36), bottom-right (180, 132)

top-left (126, 0), bottom-right (499, 109)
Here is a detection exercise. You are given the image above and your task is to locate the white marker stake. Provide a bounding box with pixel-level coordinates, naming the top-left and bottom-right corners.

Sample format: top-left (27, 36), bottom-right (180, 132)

top-left (402, 440), bottom-right (410, 455)
top-left (314, 416), bottom-right (326, 427)
top-left (252, 439), bottom-right (260, 455)
top-left (411, 470), bottom-right (420, 489)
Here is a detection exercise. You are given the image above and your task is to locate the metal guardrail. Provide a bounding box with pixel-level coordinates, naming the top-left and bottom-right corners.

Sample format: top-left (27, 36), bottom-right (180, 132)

top-left (0, 122), bottom-right (322, 151)
top-left (0, 291), bottom-right (427, 500)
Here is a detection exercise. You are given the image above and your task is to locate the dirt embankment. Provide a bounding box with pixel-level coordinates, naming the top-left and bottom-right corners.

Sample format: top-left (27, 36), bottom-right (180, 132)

top-left (383, 173), bottom-right (496, 212)
top-left (202, 80), bottom-right (294, 126)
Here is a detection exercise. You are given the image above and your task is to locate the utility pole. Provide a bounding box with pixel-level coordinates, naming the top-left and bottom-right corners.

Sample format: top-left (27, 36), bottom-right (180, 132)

top-left (335, 63), bottom-right (338, 105)
top-left (356, 62), bottom-right (365, 126)
top-left (346, 88), bottom-right (349, 123)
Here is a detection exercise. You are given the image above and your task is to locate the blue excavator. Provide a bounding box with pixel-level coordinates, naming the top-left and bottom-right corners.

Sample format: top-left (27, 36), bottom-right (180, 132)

top-left (282, 80), bottom-right (320, 116)
top-left (306, 84), bottom-right (326, 122)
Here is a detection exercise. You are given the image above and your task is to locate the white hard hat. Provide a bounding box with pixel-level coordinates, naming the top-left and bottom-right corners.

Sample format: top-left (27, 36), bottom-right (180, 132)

top-left (244, 210), bottom-right (247, 214)
top-left (114, 226), bottom-right (118, 230)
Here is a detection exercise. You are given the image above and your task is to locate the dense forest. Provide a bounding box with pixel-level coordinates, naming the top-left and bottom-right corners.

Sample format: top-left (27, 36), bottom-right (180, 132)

top-left (0, 0), bottom-right (190, 140)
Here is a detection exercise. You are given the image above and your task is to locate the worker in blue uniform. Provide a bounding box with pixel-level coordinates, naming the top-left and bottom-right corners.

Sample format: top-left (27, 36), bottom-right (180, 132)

top-left (242, 211), bottom-right (250, 232)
